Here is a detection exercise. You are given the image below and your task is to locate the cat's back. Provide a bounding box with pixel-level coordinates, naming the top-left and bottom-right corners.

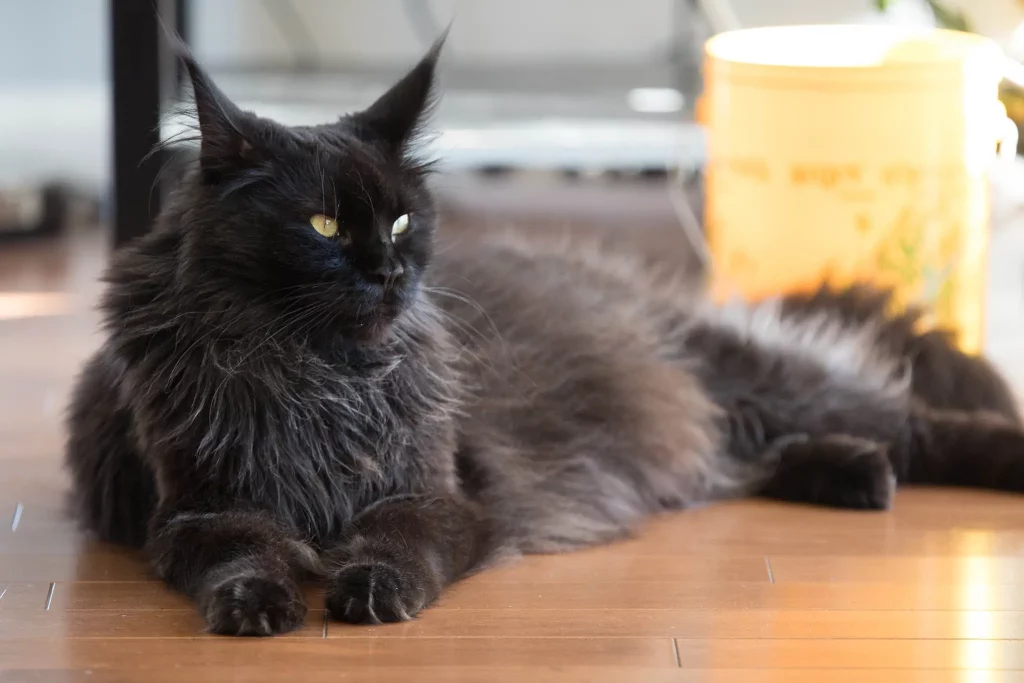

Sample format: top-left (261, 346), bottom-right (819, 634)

top-left (430, 232), bottom-right (694, 344)
top-left (429, 234), bottom-right (727, 548)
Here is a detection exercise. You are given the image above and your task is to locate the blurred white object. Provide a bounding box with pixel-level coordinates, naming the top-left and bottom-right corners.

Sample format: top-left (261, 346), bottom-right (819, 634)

top-left (985, 201), bottom-right (1024, 388)
top-left (991, 156), bottom-right (1024, 227)
top-left (697, 0), bottom-right (741, 31)
top-left (943, 0), bottom-right (1024, 57)
top-left (627, 88), bottom-right (685, 114)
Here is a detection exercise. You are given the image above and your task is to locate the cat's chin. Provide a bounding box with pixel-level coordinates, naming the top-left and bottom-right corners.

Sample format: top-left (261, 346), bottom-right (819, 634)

top-left (345, 308), bottom-right (402, 345)
top-left (348, 320), bottom-right (393, 344)
top-left (323, 290), bottom-right (412, 345)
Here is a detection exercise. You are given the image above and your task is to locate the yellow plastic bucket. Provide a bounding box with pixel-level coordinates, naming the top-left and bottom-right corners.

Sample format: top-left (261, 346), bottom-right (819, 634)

top-left (701, 25), bottom-right (1015, 353)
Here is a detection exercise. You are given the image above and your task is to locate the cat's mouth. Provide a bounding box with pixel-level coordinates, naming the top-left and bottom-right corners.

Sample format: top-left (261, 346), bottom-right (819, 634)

top-left (346, 301), bottom-right (404, 342)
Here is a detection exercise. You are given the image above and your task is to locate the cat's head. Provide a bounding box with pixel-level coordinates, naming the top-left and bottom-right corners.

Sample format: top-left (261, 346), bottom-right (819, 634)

top-left (167, 39), bottom-right (444, 344)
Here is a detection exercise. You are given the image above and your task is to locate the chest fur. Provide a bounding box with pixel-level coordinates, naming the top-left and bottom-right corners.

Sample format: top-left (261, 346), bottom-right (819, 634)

top-left (125, 343), bottom-right (457, 541)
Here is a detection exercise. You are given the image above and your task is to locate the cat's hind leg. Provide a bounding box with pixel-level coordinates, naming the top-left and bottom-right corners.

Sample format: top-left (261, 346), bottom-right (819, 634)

top-left (758, 434), bottom-right (896, 510)
top-left (761, 406), bottom-right (1024, 503)
top-left (65, 351), bottom-right (157, 547)
top-left (903, 405), bottom-right (1024, 491)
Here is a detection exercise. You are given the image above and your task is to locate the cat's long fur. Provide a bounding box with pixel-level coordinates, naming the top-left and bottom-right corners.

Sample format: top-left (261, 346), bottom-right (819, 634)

top-left (66, 42), bottom-right (1024, 635)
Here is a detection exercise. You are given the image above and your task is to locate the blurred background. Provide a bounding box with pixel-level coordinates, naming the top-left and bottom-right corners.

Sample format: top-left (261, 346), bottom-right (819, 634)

top-left (0, 0), bottom-right (1022, 400)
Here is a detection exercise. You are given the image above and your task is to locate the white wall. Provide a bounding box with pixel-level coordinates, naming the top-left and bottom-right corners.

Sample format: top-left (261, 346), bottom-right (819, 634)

top-left (0, 0), bottom-right (108, 186)
top-left (188, 0), bottom-right (935, 69)
top-left (0, 0), bottom-right (106, 85)
top-left (191, 0), bottom-right (677, 67)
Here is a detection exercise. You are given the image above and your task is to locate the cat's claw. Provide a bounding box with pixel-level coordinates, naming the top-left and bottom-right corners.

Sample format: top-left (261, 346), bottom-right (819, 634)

top-left (326, 562), bottom-right (425, 624)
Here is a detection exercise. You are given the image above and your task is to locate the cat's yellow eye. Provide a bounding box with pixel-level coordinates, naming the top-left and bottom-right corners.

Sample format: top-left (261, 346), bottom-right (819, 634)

top-left (391, 213), bottom-right (410, 238)
top-left (309, 214), bottom-right (338, 238)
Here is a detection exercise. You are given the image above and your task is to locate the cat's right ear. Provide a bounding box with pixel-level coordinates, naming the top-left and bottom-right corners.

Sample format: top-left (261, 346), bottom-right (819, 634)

top-left (350, 33), bottom-right (446, 157)
top-left (178, 48), bottom-right (252, 178)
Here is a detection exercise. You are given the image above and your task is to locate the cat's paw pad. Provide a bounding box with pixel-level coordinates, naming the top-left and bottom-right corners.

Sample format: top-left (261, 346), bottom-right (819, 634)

top-left (202, 574), bottom-right (307, 636)
top-left (325, 562), bottom-right (426, 624)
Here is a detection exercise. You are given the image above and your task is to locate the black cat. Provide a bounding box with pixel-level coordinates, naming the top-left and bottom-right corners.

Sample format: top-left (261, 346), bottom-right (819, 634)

top-left (66, 40), bottom-right (1023, 636)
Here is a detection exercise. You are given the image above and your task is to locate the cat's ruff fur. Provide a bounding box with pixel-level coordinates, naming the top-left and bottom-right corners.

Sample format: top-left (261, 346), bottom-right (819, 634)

top-left (66, 42), bottom-right (1023, 636)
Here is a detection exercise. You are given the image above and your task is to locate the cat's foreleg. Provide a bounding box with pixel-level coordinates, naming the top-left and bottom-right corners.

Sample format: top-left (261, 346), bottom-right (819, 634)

top-left (325, 494), bottom-right (494, 624)
top-left (147, 506), bottom-right (314, 636)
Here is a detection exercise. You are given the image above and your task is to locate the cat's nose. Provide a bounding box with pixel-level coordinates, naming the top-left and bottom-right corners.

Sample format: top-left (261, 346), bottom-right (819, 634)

top-left (371, 261), bottom-right (405, 288)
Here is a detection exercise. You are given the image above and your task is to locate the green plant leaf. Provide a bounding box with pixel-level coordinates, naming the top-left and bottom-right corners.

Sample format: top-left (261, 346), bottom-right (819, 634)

top-left (926, 0), bottom-right (972, 31)
top-left (877, 0), bottom-right (972, 32)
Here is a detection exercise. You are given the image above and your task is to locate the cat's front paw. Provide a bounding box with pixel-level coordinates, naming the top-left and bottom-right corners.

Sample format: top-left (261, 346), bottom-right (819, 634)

top-left (202, 573), bottom-right (307, 636)
top-left (326, 562), bottom-right (428, 624)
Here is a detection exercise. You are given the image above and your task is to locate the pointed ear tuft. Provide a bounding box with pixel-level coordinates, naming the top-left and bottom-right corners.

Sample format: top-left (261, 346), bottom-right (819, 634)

top-left (352, 33), bottom-right (446, 155)
top-left (174, 42), bottom-right (251, 179)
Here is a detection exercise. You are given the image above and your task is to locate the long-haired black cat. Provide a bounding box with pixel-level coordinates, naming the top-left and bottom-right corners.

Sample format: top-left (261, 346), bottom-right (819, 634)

top-left (67, 40), bottom-right (1023, 636)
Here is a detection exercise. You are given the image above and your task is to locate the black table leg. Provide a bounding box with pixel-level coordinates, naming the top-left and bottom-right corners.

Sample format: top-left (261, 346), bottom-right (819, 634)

top-left (110, 0), bottom-right (186, 247)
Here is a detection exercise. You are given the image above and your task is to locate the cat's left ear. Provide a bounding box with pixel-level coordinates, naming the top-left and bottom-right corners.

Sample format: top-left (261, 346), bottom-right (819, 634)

top-left (352, 34), bottom-right (446, 156)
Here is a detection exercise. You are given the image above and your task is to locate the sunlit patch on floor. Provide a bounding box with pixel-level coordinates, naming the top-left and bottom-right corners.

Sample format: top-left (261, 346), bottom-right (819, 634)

top-left (0, 292), bottom-right (68, 320)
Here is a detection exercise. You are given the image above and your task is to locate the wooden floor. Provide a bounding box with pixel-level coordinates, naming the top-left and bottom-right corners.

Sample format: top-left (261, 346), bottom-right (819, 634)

top-left (3, 187), bottom-right (1024, 682)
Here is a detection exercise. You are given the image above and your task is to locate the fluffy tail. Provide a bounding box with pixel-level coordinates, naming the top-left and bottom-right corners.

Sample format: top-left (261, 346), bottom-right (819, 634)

top-left (779, 284), bottom-right (1020, 424)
